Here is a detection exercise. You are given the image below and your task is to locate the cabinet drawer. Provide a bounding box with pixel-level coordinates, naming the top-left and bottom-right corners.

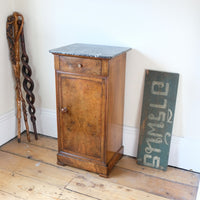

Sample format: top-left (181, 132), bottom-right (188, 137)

top-left (59, 56), bottom-right (102, 75)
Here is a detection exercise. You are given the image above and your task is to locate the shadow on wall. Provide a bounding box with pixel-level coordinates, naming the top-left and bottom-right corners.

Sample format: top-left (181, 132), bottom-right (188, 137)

top-left (123, 49), bottom-right (160, 156)
top-left (124, 49), bottom-right (163, 129)
top-left (123, 49), bottom-right (183, 151)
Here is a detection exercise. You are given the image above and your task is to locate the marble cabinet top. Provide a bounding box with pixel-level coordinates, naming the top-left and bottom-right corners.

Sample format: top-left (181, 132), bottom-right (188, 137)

top-left (49, 43), bottom-right (131, 59)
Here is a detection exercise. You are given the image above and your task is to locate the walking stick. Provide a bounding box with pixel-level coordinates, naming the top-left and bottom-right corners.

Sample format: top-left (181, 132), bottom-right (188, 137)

top-left (18, 19), bottom-right (38, 140)
top-left (6, 12), bottom-right (38, 142)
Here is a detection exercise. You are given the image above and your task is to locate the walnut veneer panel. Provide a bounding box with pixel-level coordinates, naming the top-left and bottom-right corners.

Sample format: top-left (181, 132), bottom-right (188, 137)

top-left (59, 74), bottom-right (105, 160)
top-left (51, 44), bottom-right (130, 177)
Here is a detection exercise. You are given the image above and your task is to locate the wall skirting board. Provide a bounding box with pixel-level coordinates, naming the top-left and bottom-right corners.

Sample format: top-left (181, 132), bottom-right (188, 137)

top-left (1, 108), bottom-right (200, 173)
top-left (0, 110), bottom-right (16, 146)
top-left (122, 126), bottom-right (200, 173)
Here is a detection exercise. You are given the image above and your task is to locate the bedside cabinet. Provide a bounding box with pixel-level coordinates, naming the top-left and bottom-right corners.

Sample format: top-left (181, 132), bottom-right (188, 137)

top-left (50, 43), bottom-right (130, 177)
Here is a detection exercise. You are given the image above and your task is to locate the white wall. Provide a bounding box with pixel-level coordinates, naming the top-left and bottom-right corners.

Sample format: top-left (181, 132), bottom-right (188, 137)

top-left (0, 0), bottom-right (15, 115)
top-left (0, 0), bottom-right (17, 145)
top-left (2, 0), bottom-right (200, 171)
top-left (15, 0), bottom-right (200, 137)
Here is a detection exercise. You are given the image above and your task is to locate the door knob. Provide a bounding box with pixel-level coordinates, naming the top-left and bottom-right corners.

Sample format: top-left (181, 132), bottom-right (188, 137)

top-left (61, 107), bottom-right (68, 113)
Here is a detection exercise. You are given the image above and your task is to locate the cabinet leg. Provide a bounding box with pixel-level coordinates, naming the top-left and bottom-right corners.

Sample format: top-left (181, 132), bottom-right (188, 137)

top-left (57, 160), bottom-right (67, 166)
top-left (99, 173), bottom-right (109, 178)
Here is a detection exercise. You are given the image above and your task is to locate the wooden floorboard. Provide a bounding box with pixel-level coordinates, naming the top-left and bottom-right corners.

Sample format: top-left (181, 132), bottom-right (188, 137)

top-left (0, 151), bottom-right (76, 187)
top-left (0, 190), bottom-right (23, 200)
top-left (0, 168), bottom-right (95, 200)
top-left (20, 133), bottom-right (58, 151)
top-left (0, 134), bottom-right (199, 200)
top-left (116, 156), bottom-right (199, 187)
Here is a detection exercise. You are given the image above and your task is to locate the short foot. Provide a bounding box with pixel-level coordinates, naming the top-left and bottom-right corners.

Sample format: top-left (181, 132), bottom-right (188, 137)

top-left (57, 160), bottom-right (67, 166)
top-left (99, 173), bottom-right (108, 178)
top-left (17, 138), bottom-right (21, 143)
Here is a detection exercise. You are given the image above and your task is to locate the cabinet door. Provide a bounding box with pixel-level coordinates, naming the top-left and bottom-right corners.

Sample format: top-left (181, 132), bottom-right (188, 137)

top-left (57, 73), bottom-right (106, 161)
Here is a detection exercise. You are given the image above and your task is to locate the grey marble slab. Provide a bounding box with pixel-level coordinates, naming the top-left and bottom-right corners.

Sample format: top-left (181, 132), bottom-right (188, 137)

top-left (49, 43), bottom-right (131, 59)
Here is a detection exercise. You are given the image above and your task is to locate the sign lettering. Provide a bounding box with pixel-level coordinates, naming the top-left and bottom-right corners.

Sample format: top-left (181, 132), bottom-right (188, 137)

top-left (137, 70), bottom-right (179, 170)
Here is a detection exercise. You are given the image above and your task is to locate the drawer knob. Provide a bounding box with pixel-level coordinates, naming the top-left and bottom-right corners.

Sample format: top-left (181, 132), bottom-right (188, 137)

top-left (77, 63), bottom-right (83, 68)
top-left (61, 107), bottom-right (68, 113)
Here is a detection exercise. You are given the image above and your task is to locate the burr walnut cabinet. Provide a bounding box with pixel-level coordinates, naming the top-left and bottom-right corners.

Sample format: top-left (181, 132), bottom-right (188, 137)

top-left (50, 43), bottom-right (130, 177)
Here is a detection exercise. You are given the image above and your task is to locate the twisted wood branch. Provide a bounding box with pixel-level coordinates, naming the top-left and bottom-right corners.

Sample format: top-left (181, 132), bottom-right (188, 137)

top-left (6, 12), bottom-right (37, 142)
top-left (18, 19), bottom-right (38, 140)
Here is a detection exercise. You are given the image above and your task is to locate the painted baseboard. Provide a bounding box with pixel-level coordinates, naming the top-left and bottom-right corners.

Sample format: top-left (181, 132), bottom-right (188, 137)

top-left (32, 108), bottom-right (57, 138)
top-left (21, 107), bottom-right (57, 138)
top-left (0, 110), bottom-right (16, 146)
top-left (1, 108), bottom-right (200, 173)
top-left (123, 126), bottom-right (200, 173)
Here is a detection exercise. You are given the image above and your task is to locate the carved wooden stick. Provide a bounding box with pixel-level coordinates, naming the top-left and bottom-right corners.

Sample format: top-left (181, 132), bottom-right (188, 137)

top-left (18, 19), bottom-right (38, 140)
top-left (14, 12), bottom-right (22, 143)
top-left (6, 12), bottom-right (30, 142)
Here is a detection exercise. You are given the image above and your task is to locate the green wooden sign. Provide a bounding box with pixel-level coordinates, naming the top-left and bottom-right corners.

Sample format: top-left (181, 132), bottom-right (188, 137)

top-left (137, 70), bottom-right (179, 170)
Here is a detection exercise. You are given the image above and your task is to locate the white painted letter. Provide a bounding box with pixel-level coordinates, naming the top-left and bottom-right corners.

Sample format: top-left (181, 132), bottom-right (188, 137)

top-left (144, 154), bottom-right (160, 168)
top-left (150, 99), bottom-right (167, 109)
top-left (148, 111), bottom-right (166, 121)
top-left (151, 81), bottom-right (169, 96)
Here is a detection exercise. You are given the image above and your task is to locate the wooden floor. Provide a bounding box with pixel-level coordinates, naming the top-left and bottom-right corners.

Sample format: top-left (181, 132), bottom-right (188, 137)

top-left (0, 134), bottom-right (199, 200)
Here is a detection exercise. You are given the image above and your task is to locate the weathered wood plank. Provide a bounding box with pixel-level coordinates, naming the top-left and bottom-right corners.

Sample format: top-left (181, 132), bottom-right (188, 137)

top-left (0, 168), bottom-right (95, 200)
top-left (20, 133), bottom-right (57, 151)
top-left (1, 139), bottom-right (57, 164)
top-left (0, 151), bottom-right (76, 187)
top-left (66, 175), bottom-right (170, 200)
top-left (137, 70), bottom-right (179, 170)
top-left (0, 190), bottom-right (23, 200)
top-left (0, 139), bottom-right (86, 174)
top-left (1, 139), bottom-right (198, 200)
top-left (117, 156), bottom-right (200, 187)
top-left (0, 168), bottom-right (58, 200)
top-left (109, 167), bottom-right (197, 200)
